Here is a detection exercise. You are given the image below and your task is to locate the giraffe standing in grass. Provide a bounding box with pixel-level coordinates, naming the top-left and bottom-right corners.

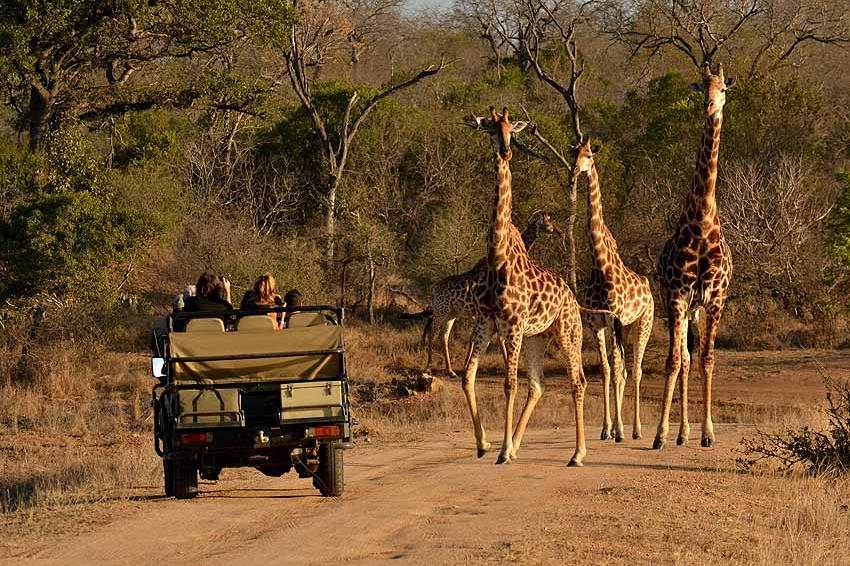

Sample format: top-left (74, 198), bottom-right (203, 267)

top-left (463, 107), bottom-right (587, 466)
top-left (654, 63), bottom-right (735, 450)
top-left (572, 139), bottom-right (655, 442)
top-left (423, 211), bottom-right (562, 377)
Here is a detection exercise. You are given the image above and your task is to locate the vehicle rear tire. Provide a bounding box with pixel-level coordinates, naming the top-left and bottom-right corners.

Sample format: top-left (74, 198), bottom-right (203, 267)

top-left (163, 459), bottom-right (175, 497)
top-left (173, 458), bottom-right (199, 499)
top-left (315, 442), bottom-right (343, 497)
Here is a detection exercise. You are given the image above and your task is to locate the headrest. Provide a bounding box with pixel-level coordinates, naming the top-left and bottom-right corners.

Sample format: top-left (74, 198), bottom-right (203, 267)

top-left (185, 318), bottom-right (226, 333)
top-left (237, 315), bottom-right (277, 331)
top-left (287, 312), bottom-right (326, 328)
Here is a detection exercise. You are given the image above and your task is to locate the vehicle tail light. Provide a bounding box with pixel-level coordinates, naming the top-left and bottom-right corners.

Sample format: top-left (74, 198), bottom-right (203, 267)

top-left (180, 432), bottom-right (213, 444)
top-left (305, 425), bottom-right (341, 439)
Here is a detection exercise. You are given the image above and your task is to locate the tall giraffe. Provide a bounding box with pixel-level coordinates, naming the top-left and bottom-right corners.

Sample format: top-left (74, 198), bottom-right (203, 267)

top-left (572, 140), bottom-right (655, 442)
top-left (653, 63), bottom-right (735, 450)
top-left (463, 107), bottom-right (587, 466)
top-left (423, 211), bottom-right (562, 377)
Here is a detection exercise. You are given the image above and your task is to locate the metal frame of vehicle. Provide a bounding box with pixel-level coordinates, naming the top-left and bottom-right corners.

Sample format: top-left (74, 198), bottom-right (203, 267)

top-left (150, 305), bottom-right (351, 499)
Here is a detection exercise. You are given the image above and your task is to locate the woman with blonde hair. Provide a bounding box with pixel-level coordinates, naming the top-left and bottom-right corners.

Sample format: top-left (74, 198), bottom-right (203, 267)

top-left (240, 272), bottom-right (284, 329)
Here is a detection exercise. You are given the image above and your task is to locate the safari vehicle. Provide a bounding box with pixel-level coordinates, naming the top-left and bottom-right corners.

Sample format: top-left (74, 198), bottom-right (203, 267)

top-left (150, 306), bottom-right (351, 499)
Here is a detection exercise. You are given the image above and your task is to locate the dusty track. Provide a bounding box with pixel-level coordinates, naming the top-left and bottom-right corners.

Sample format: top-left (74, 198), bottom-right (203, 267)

top-left (1, 424), bottom-right (794, 565)
top-left (4, 349), bottom-right (848, 565)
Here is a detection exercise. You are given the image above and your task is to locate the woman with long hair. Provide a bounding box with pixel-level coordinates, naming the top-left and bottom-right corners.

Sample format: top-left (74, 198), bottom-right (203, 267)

top-left (241, 273), bottom-right (284, 329)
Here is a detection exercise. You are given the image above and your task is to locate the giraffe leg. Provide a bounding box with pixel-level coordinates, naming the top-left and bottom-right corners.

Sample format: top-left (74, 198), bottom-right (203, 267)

top-left (425, 314), bottom-right (435, 372)
top-left (498, 336), bottom-right (509, 369)
top-left (653, 300), bottom-right (687, 450)
top-left (677, 316), bottom-right (692, 446)
top-left (496, 327), bottom-right (523, 465)
top-left (461, 318), bottom-right (492, 457)
top-left (699, 307), bottom-right (722, 447)
top-left (441, 318), bottom-right (457, 378)
top-left (511, 335), bottom-right (546, 457)
top-left (592, 319), bottom-right (613, 441)
top-left (558, 307), bottom-right (587, 466)
top-left (630, 307), bottom-right (653, 440)
top-left (610, 318), bottom-right (627, 443)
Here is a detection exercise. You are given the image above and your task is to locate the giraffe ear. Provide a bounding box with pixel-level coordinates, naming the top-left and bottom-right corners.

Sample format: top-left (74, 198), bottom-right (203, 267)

top-left (511, 121), bottom-right (528, 133)
top-left (689, 82), bottom-right (704, 93)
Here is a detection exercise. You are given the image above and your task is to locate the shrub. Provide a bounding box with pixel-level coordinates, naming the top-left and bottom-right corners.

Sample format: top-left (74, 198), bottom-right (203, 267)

top-left (739, 377), bottom-right (850, 475)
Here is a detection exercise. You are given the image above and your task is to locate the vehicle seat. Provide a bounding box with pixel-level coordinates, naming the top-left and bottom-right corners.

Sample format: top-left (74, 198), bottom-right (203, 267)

top-left (237, 315), bottom-right (277, 331)
top-left (287, 312), bottom-right (327, 328)
top-left (185, 318), bottom-right (226, 333)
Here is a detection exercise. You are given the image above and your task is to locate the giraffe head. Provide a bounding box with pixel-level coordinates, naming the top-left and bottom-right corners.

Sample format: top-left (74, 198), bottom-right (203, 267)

top-left (529, 210), bottom-right (561, 237)
top-left (690, 63), bottom-right (736, 118)
top-left (570, 138), bottom-right (601, 177)
top-left (469, 106), bottom-right (527, 161)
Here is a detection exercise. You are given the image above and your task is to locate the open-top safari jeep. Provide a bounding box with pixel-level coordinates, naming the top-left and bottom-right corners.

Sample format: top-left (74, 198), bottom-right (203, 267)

top-left (150, 306), bottom-right (351, 499)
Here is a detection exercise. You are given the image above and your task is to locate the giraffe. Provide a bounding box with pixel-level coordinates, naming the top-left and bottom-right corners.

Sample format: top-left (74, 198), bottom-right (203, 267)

top-left (463, 107), bottom-right (587, 466)
top-left (423, 211), bottom-right (562, 378)
top-left (572, 139), bottom-right (655, 442)
top-left (653, 63), bottom-right (735, 450)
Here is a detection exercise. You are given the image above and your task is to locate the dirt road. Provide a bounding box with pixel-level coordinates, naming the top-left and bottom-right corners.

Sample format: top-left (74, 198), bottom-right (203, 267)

top-left (4, 423), bottom-right (794, 566)
top-left (6, 349), bottom-right (848, 565)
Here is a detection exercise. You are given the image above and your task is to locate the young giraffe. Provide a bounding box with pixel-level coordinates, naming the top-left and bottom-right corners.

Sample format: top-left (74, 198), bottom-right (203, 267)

top-left (424, 211), bottom-right (562, 377)
top-left (464, 107), bottom-right (587, 466)
top-left (654, 63), bottom-right (735, 450)
top-left (572, 140), bottom-right (655, 442)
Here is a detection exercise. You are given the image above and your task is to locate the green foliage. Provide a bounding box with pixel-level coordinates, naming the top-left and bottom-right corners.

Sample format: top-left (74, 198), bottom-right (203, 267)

top-left (590, 72), bottom-right (702, 198)
top-left (112, 109), bottom-right (179, 166)
top-left (829, 170), bottom-right (850, 269)
top-left (0, 126), bottom-right (182, 302)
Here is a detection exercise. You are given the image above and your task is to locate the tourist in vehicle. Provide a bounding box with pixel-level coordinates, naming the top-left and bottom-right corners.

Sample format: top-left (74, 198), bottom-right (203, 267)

top-left (176, 271), bottom-right (233, 330)
top-left (240, 273), bottom-right (284, 329)
top-left (283, 288), bottom-right (303, 327)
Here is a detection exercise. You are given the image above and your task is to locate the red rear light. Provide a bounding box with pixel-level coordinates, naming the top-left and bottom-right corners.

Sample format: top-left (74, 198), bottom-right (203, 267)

top-left (180, 432), bottom-right (213, 444)
top-left (306, 425), bottom-right (341, 439)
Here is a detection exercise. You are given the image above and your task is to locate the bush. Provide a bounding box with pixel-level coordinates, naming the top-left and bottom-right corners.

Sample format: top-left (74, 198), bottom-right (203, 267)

top-left (739, 377), bottom-right (850, 475)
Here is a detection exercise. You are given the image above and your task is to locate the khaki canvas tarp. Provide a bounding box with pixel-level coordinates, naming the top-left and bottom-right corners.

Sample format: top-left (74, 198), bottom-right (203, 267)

top-left (170, 325), bottom-right (343, 384)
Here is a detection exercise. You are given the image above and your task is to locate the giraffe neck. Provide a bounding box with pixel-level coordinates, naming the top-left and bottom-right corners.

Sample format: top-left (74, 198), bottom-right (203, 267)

top-left (684, 111), bottom-right (723, 227)
top-left (585, 162), bottom-right (613, 274)
top-left (488, 156), bottom-right (513, 270)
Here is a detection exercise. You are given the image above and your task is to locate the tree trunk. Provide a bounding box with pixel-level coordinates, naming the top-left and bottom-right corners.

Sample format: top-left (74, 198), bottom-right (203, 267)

top-left (367, 242), bottom-right (376, 325)
top-left (566, 177), bottom-right (578, 293)
top-left (28, 87), bottom-right (49, 151)
top-left (325, 174), bottom-right (339, 266)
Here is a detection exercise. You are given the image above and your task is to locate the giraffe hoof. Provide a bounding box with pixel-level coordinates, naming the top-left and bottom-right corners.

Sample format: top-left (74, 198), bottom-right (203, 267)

top-left (676, 436), bottom-right (688, 446)
top-left (477, 448), bottom-right (487, 458)
top-left (567, 457), bottom-right (583, 467)
top-left (495, 453), bottom-right (512, 465)
top-left (600, 430), bottom-right (611, 441)
top-left (615, 433), bottom-right (624, 443)
top-left (652, 437), bottom-right (665, 450)
top-left (632, 432), bottom-right (642, 440)
top-left (701, 437), bottom-right (714, 448)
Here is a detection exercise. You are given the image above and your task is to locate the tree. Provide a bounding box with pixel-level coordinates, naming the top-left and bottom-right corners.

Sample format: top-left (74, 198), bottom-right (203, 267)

top-left (0, 0), bottom-right (286, 149)
top-left (279, 0), bottom-right (449, 265)
top-left (595, 0), bottom-right (850, 77)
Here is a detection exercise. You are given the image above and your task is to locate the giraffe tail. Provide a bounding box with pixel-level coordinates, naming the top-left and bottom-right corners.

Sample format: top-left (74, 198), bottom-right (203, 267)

top-left (613, 317), bottom-right (626, 361)
top-left (686, 320), bottom-right (696, 357)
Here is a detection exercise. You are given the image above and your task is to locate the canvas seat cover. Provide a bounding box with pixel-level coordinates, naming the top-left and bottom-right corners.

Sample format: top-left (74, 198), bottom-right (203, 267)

top-left (170, 325), bottom-right (343, 383)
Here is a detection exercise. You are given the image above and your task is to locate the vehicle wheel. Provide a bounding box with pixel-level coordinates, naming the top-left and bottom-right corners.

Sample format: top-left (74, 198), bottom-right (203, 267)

top-left (173, 458), bottom-right (199, 499)
top-left (163, 459), bottom-right (175, 497)
top-left (314, 442), bottom-right (343, 497)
